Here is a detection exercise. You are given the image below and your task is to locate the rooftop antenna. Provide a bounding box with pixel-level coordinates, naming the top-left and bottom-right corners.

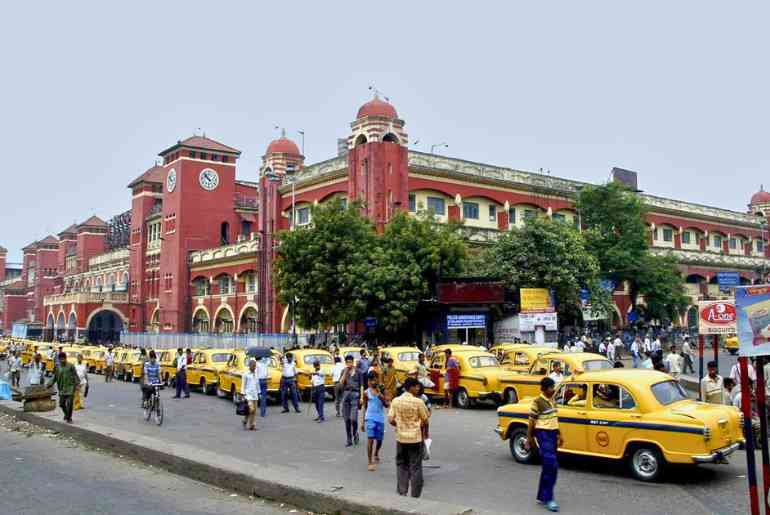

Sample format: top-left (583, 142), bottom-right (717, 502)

top-left (368, 84), bottom-right (390, 102)
top-left (194, 127), bottom-right (202, 137)
top-left (273, 125), bottom-right (286, 138)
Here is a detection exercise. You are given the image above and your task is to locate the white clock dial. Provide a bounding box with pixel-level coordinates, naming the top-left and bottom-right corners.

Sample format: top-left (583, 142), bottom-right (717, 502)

top-left (166, 169), bottom-right (177, 192)
top-left (199, 169), bottom-right (220, 191)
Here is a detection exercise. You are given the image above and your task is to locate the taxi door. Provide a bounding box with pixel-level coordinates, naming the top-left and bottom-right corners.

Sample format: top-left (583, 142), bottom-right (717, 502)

top-left (428, 354), bottom-right (445, 396)
top-left (586, 383), bottom-right (639, 458)
top-left (554, 382), bottom-right (589, 453)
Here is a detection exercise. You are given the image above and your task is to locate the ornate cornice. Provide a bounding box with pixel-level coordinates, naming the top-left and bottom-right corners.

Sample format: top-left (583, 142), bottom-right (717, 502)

top-left (651, 248), bottom-right (769, 271)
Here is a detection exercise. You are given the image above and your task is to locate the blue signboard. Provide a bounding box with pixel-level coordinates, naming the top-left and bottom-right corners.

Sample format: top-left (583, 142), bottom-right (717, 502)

top-left (579, 288), bottom-right (590, 307)
top-left (717, 272), bottom-right (740, 291)
top-left (447, 314), bottom-right (486, 329)
top-left (364, 317), bottom-right (377, 328)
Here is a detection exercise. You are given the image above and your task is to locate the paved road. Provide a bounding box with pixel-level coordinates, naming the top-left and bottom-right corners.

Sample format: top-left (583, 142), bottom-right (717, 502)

top-left (9, 366), bottom-right (750, 515)
top-left (0, 418), bottom-right (295, 515)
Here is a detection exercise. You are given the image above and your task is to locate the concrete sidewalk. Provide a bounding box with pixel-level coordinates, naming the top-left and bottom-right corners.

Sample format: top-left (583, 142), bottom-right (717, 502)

top-left (0, 400), bottom-right (477, 515)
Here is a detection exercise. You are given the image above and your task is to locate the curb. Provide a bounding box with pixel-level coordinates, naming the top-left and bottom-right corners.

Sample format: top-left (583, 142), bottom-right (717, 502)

top-left (0, 402), bottom-right (476, 515)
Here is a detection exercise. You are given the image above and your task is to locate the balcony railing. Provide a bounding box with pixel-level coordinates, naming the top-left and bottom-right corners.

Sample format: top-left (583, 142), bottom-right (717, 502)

top-left (44, 291), bottom-right (129, 306)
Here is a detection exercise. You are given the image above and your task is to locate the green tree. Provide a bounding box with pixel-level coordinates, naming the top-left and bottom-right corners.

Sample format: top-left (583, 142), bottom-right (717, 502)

top-left (482, 216), bottom-right (609, 322)
top-left (355, 211), bottom-right (467, 337)
top-left (576, 181), bottom-right (688, 322)
top-left (274, 199), bottom-right (376, 330)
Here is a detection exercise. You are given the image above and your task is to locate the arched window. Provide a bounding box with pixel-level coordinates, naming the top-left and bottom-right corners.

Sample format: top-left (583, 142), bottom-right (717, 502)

top-left (217, 274), bottom-right (233, 295)
top-left (221, 221), bottom-right (230, 245)
top-left (355, 134), bottom-right (368, 146)
top-left (382, 133), bottom-right (399, 144)
top-left (192, 277), bottom-right (210, 296)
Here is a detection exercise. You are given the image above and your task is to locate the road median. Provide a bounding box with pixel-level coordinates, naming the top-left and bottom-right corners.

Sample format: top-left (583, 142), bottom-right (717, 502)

top-left (0, 401), bottom-right (478, 515)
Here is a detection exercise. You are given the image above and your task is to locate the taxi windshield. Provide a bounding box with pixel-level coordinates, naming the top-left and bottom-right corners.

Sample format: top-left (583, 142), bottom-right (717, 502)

top-left (342, 350), bottom-right (361, 360)
top-left (304, 355), bottom-right (333, 365)
top-left (582, 359), bottom-right (612, 371)
top-left (468, 355), bottom-right (500, 368)
top-left (651, 380), bottom-right (688, 405)
top-left (397, 352), bottom-right (420, 362)
top-left (211, 353), bottom-right (230, 363)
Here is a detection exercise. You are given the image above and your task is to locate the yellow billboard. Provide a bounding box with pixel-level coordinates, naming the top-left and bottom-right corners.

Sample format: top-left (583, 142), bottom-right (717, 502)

top-left (520, 288), bottom-right (553, 313)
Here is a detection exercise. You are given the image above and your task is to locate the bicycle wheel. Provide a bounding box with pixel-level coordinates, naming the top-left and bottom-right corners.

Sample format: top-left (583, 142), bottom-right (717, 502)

top-left (153, 397), bottom-right (163, 426)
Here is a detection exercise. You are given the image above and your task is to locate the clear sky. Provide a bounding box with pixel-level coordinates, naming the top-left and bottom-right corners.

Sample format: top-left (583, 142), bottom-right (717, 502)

top-left (1, 2), bottom-right (768, 262)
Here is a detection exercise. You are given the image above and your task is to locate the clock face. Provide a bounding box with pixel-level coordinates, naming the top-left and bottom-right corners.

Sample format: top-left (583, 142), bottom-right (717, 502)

top-left (166, 169), bottom-right (177, 192)
top-left (199, 169), bottom-right (220, 191)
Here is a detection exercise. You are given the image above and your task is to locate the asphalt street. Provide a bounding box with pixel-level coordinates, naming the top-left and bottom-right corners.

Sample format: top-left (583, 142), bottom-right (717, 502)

top-left (5, 363), bottom-right (751, 515)
top-left (0, 417), bottom-right (299, 515)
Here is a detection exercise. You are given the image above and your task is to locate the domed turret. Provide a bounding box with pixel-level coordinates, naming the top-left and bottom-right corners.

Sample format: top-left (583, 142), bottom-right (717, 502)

top-left (751, 186), bottom-right (770, 206)
top-left (265, 129), bottom-right (301, 156)
top-left (356, 95), bottom-right (398, 120)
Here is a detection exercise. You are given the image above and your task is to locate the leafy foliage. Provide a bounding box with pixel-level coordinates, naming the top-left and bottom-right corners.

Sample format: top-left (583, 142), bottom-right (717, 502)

top-left (576, 181), bottom-right (689, 322)
top-left (482, 216), bottom-right (609, 322)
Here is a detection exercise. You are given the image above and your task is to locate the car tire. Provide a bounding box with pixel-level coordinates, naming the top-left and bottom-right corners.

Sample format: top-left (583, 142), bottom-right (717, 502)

top-left (455, 388), bottom-right (470, 409)
top-left (628, 446), bottom-right (665, 482)
top-left (504, 388), bottom-right (518, 405)
top-left (509, 427), bottom-right (537, 464)
top-left (729, 350), bottom-right (737, 355)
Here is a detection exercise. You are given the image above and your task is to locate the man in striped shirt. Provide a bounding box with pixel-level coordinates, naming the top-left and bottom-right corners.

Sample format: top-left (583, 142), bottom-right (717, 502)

top-left (525, 377), bottom-right (562, 512)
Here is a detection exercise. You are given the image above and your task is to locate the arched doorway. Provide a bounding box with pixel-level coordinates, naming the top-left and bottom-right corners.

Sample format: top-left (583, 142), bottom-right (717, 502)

top-left (56, 313), bottom-right (66, 340)
top-left (67, 312), bottom-right (77, 341)
top-left (686, 306), bottom-right (698, 332)
top-left (87, 310), bottom-right (125, 344)
top-left (192, 308), bottom-right (210, 333)
top-left (239, 306), bottom-right (258, 333)
top-left (214, 307), bottom-right (234, 334)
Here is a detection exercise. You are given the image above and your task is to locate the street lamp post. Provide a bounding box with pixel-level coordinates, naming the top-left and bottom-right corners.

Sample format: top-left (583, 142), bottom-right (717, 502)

top-left (430, 142), bottom-right (448, 154)
top-left (286, 171), bottom-right (298, 347)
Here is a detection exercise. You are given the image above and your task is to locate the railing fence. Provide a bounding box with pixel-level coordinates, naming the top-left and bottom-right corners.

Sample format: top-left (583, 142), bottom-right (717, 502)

top-left (120, 332), bottom-right (308, 350)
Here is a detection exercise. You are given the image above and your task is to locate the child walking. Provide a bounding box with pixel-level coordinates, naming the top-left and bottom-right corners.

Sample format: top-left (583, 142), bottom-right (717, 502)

top-left (361, 371), bottom-right (388, 471)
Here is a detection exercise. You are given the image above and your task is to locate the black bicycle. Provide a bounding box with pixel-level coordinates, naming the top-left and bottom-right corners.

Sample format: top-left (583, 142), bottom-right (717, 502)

top-left (143, 383), bottom-right (164, 426)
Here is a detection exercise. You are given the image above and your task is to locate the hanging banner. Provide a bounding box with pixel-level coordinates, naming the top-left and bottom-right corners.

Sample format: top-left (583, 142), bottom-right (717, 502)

top-left (736, 285), bottom-right (770, 356)
top-left (697, 300), bottom-right (737, 335)
top-left (447, 313), bottom-right (486, 329)
top-left (520, 288), bottom-right (554, 313)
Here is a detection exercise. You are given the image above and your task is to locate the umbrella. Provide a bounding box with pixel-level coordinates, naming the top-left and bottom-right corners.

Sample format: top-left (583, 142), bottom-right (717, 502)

top-left (245, 347), bottom-right (272, 359)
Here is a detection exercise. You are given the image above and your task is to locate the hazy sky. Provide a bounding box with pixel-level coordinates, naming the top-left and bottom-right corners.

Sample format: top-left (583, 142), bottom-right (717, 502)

top-left (2, 2), bottom-right (768, 262)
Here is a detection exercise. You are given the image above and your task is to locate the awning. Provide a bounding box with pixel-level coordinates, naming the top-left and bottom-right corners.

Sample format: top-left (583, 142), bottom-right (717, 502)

top-left (239, 213), bottom-right (256, 223)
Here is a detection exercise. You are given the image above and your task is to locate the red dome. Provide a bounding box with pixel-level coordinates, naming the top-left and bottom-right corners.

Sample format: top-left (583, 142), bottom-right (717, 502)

top-left (266, 137), bottom-right (301, 156)
top-left (751, 188), bottom-right (770, 205)
top-left (357, 97), bottom-right (397, 119)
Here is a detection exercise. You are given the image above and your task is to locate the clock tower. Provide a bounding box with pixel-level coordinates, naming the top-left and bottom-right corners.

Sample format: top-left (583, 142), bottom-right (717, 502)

top-left (154, 136), bottom-right (241, 332)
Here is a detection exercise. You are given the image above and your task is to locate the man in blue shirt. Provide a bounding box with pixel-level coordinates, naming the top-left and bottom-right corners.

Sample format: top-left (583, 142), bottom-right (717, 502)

top-left (142, 350), bottom-right (162, 406)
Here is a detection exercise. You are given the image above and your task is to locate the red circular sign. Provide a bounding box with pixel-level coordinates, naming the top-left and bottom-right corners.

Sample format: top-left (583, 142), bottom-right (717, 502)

top-left (700, 302), bottom-right (737, 325)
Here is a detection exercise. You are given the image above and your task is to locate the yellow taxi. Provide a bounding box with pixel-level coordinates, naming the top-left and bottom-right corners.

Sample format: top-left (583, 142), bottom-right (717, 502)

top-left (42, 345), bottom-right (82, 371)
top-left (725, 335), bottom-right (739, 355)
top-left (380, 346), bottom-right (422, 384)
top-left (337, 346), bottom-right (366, 363)
top-left (187, 348), bottom-right (234, 395)
top-left (424, 349), bottom-right (523, 408)
top-left (217, 349), bottom-right (283, 400)
top-left (497, 345), bottom-right (558, 373)
top-left (496, 369), bottom-right (744, 481)
top-left (22, 343), bottom-right (52, 365)
top-left (158, 350), bottom-right (178, 385)
top-left (290, 349), bottom-right (335, 398)
top-left (500, 352), bottom-right (612, 405)
top-left (121, 349), bottom-right (146, 382)
top-left (87, 347), bottom-right (109, 374)
top-left (113, 349), bottom-right (131, 380)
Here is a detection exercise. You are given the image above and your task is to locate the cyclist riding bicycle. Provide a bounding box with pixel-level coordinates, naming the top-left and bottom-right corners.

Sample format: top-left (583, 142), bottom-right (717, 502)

top-left (142, 350), bottom-right (162, 405)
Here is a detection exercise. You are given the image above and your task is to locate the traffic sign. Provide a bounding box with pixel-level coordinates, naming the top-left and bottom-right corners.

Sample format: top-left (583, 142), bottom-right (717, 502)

top-left (364, 317), bottom-right (377, 328)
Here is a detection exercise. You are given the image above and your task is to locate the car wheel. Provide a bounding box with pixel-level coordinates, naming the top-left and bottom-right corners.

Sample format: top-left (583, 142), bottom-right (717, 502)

top-left (509, 427), bottom-right (536, 464)
top-left (455, 388), bottom-right (470, 409)
top-left (504, 388), bottom-right (518, 405)
top-left (729, 349), bottom-right (737, 355)
top-left (628, 446), bottom-right (664, 482)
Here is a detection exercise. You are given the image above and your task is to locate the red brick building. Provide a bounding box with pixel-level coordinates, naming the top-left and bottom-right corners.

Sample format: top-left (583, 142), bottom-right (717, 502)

top-left (2, 96), bottom-right (769, 343)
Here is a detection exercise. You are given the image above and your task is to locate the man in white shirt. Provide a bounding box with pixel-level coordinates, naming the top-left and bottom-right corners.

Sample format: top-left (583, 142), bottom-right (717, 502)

top-left (612, 335), bottom-right (624, 359)
top-left (664, 346), bottom-right (684, 381)
top-left (730, 360), bottom-right (756, 386)
top-left (280, 353), bottom-right (301, 413)
top-left (652, 337), bottom-right (662, 354)
top-left (574, 339), bottom-right (585, 353)
top-left (174, 348), bottom-right (190, 399)
top-left (241, 358), bottom-right (260, 431)
top-left (9, 351), bottom-right (22, 388)
top-left (331, 356), bottom-right (345, 417)
top-left (598, 339), bottom-right (607, 355)
top-left (255, 356), bottom-right (270, 417)
top-left (105, 348), bottom-right (115, 383)
top-left (311, 360), bottom-right (327, 422)
top-left (607, 339), bottom-right (616, 362)
top-left (643, 336), bottom-right (652, 354)
top-left (548, 362), bottom-right (564, 384)
top-left (630, 338), bottom-right (641, 368)
top-left (28, 353), bottom-right (45, 386)
top-left (681, 337), bottom-right (695, 374)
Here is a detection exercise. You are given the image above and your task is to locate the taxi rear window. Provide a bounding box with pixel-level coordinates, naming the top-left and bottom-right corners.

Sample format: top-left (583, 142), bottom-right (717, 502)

top-left (304, 355), bottom-right (333, 364)
top-left (398, 352), bottom-right (420, 362)
top-left (651, 380), bottom-right (688, 406)
top-left (468, 356), bottom-right (499, 368)
top-left (582, 359), bottom-right (612, 371)
top-left (211, 353), bottom-right (230, 363)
